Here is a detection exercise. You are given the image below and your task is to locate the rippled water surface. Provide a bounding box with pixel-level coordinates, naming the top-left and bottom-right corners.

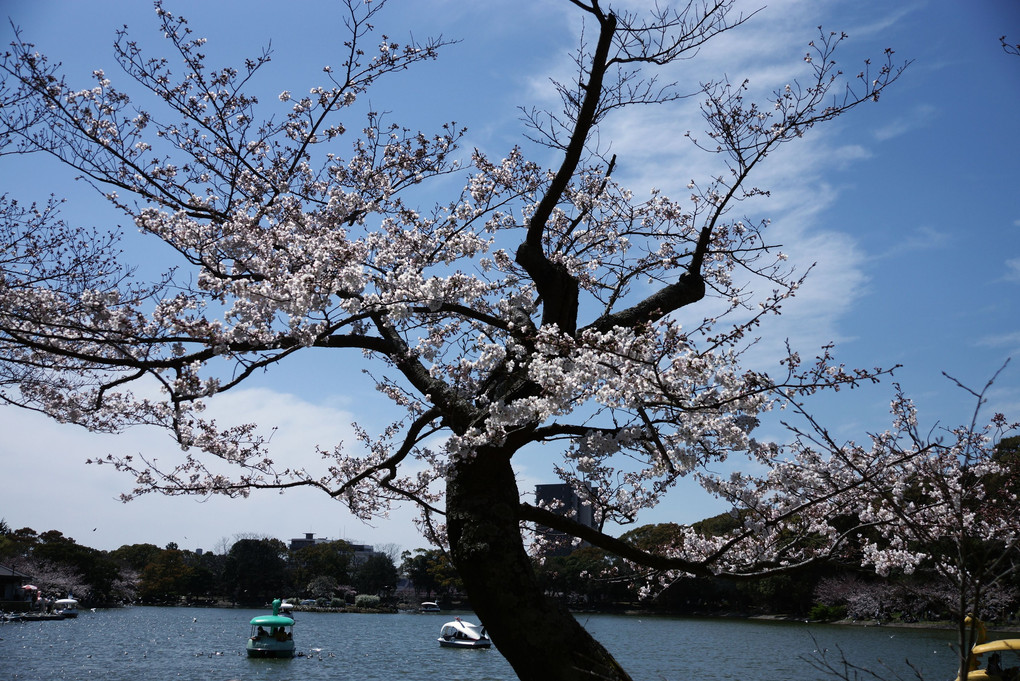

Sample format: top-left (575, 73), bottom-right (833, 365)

top-left (1, 606), bottom-right (960, 680)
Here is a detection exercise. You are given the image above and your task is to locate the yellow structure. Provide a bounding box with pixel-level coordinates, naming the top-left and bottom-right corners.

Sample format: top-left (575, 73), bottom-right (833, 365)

top-left (956, 638), bottom-right (1020, 680)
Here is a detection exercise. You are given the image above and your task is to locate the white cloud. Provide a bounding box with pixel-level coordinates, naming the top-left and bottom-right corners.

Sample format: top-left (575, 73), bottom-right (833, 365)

top-left (831, 144), bottom-right (874, 165)
top-left (977, 331), bottom-right (1020, 352)
top-left (0, 389), bottom-right (431, 554)
top-left (1005, 258), bottom-right (1020, 283)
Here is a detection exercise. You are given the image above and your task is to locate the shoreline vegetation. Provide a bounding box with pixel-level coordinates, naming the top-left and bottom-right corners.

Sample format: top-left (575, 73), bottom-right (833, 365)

top-left (6, 522), bottom-right (1020, 634)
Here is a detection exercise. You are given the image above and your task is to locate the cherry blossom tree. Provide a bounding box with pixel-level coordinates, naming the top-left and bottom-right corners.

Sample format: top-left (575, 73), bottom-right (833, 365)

top-left (782, 367), bottom-right (1020, 681)
top-left (0, 1), bottom-right (913, 679)
top-left (866, 373), bottom-right (1020, 681)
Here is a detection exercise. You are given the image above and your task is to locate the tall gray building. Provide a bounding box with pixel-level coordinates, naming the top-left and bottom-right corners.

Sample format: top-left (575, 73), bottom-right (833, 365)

top-left (535, 483), bottom-right (595, 556)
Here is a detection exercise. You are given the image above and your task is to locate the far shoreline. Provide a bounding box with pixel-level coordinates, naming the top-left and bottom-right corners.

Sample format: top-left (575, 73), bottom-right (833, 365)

top-left (108, 601), bottom-right (1020, 635)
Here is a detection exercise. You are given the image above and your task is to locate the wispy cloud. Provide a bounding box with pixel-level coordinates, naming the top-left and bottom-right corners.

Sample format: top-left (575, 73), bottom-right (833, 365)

top-left (978, 331), bottom-right (1020, 349)
top-left (843, 2), bottom-right (925, 39)
top-left (1005, 258), bottom-right (1020, 282)
top-left (868, 224), bottom-right (953, 261)
top-left (874, 104), bottom-right (938, 141)
top-left (975, 333), bottom-right (1020, 369)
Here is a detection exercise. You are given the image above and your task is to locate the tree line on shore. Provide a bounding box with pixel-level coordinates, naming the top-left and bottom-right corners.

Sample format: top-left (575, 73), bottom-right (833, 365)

top-left (536, 515), bottom-right (1020, 625)
top-left (7, 465), bottom-right (1020, 625)
top-left (0, 523), bottom-right (407, 608)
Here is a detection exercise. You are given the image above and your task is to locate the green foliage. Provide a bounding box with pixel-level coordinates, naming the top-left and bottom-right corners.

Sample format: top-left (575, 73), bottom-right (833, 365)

top-left (0, 526), bottom-right (38, 561)
top-left (2, 526), bottom-right (393, 607)
top-left (130, 546), bottom-right (223, 604)
top-left (692, 513), bottom-right (742, 537)
top-left (619, 523), bottom-right (685, 548)
top-left (223, 538), bottom-right (289, 604)
top-left (986, 435), bottom-right (1020, 500)
top-left (352, 553), bottom-right (398, 596)
top-left (306, 575), bottom-right (339, 600)
top-left (536, 546), bottom-right (632, 606)
top-left (32, 530), bottom-right (121, 601)
top-left (109, 543), bottom-right (163, 572)
top-left (290, 540), bottom-right (354, 588)
top-left (354, 594), bottom-right (381, 608)
top-left (400, 548), bottom-right (462, 599)
top-left (996, 435), bottom-right (1020, 458)
top-left (138, 548), bottom-right (194, 603)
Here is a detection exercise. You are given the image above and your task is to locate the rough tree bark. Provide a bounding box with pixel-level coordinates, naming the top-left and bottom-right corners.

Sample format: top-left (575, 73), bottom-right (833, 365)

top-left (447, 445), bottom-right (631, 681)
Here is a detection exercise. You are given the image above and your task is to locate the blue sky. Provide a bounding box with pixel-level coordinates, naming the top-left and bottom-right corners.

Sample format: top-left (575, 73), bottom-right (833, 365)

top-left (0, 0), bottom-right (1017, 555)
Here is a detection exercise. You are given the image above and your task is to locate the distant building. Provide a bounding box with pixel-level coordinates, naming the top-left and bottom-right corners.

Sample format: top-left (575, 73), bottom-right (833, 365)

top-left (535, 483), bottom-right (595, 557)
top-left (289, 532), bottom-right (330, 552)
top-left (347, 543), bottom-right (378, 566)
top-left (288, 533), bottom-right (381, 565)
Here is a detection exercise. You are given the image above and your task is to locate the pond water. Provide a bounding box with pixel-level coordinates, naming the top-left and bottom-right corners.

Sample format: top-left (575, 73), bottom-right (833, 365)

top-left (0, 606), bottom-right (962, 680)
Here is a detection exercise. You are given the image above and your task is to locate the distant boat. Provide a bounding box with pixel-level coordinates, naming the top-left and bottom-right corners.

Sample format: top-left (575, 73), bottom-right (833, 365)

top-left (54, 597), bottom-right (79, 619)
top-left (420, 601), bottom-right (440, 613)
top-left (246, 599), bottom-right (295, 658)
top-left (438, 617), bottom-right (491, 649)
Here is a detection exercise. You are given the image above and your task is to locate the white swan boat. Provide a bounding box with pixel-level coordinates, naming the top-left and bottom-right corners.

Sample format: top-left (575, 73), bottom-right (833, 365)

top-left (54, 597), bottom-right (78, 618)
top-left (438, 617), bottom-right (491, 649)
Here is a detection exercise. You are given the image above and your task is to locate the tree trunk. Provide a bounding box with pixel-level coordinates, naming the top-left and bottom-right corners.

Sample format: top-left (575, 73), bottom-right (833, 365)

top-left (446, 445), bottom-right (633, 681)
